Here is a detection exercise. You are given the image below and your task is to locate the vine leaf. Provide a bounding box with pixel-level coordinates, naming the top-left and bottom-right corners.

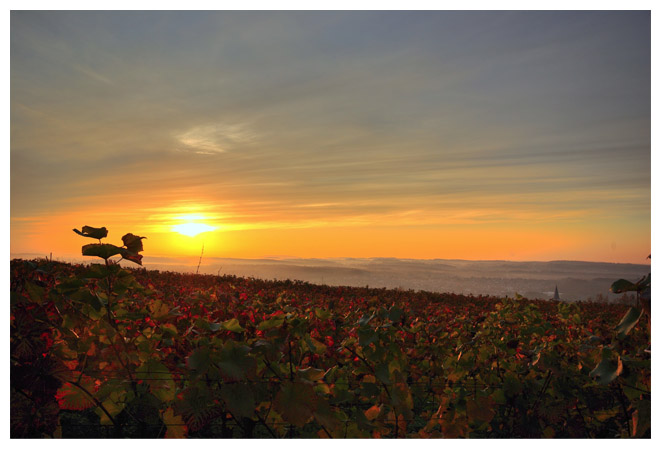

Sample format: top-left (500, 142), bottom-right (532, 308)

top-left (82, 243), bottom-right (124, 260)
top-left (121, 233), bottom-right (146, 253)
top-left (466, 395), bottom-right (496, 423)
top-left (364, 404), bottom-right (381, 420)
top-left (56, 380), bottom-right (95, 411)
top-left (120, 233), bottom-right (146, 265)
top-left (220, 382), bottom-right (255, 419)
top-left (313, 398), bottom-right (342, 437)
top-left (216, 342), bottom-right (255, 381)
top-left (274, 382), bottom-right (317, 427)
top-left (186, 347), bottom-right (212, 376)
top-left (257, 316), bottom-right (285, 331)
top-left (136, 359), bottom-right (176, 402)
top-left (590, 349), bottom-right (623, 385)
top-left (610, 279), bottom-right (637, 294)
top-left (120, 250), bottom-right (144, 265)
top-left (164, 408), bottom-right (188, 438)
top-left (614, 307), bottom-right (643, 338)
top-left (220, 318), bottom-right (245, 333)
top-left (73, 226), bottom-right (108, 240)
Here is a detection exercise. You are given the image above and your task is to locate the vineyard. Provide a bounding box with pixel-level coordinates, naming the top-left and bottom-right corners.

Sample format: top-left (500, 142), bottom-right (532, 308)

top-left (10, 228), bottom-right (651, 438)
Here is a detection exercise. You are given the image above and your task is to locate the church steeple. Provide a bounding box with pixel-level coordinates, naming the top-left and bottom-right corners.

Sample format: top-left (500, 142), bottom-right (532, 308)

top-left (553, 285), bottom-right (560, 300)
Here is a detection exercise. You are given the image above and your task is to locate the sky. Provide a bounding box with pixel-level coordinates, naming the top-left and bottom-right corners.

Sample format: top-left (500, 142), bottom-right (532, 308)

top-left (9, 10), bottom-right (651, 264)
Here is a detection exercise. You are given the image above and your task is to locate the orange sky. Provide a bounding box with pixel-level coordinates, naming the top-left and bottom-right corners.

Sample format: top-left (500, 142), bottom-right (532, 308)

top-left (10, 11), bottom-right (651, 265)
top-left (10, 198), bottom-right (650, 264)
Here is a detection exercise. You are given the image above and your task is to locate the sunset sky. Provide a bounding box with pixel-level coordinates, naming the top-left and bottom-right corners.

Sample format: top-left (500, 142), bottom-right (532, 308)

top-left (10, 10), bottom-right (651, 264)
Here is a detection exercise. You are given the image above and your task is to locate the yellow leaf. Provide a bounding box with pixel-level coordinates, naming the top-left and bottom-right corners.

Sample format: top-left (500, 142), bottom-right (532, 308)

top-left (164, 408), bottom-right (187, 438)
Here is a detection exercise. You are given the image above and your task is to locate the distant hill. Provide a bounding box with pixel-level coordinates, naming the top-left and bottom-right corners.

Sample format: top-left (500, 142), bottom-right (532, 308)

top-left (133, 256), bottom-right (651, 302)
top-left (11, 253), bottom-right (648, 301)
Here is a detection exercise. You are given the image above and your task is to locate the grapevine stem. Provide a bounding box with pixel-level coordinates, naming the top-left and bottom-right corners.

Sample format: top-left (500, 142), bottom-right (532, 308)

top-left (319, 422), bottom-right (333, 438)
top-left (615, 383), bottom-right (632, 436)
top-left (574, 400), bottom-right (593, 438)
top-left (254, 411), bottom-right (278, 438)
top-left (288, 339), bottom-right (294, 381)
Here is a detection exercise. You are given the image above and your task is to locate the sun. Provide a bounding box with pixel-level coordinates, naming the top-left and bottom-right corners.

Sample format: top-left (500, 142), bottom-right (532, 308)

top-left (172, 222), bottom-right (216, 237)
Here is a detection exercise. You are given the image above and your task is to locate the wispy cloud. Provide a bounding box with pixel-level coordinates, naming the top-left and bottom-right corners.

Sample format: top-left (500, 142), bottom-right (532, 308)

top-left (177, 123), bottom-right (256, 154)
top-left (73, 64), bottom-right (114, 85)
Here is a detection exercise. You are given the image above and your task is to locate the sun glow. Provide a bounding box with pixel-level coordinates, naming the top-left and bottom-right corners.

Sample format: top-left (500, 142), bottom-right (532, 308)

top-left (172, 222), bottom-right (216, 237)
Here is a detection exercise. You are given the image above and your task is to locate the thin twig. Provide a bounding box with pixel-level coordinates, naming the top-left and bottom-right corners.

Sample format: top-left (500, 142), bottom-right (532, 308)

top-left (196, 243), bottom-right (204, 275)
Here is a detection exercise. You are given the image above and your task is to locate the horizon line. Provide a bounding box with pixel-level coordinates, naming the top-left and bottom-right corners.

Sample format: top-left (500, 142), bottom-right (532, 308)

top-left (9, 252), bottom-right (651, 267)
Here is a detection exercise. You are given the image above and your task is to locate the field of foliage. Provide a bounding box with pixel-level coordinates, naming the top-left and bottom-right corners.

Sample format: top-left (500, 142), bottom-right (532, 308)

top-left (10, 228), bottom-right (651, 438)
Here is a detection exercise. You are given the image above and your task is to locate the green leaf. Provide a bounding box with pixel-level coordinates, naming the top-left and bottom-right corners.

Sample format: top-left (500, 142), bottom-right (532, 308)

top-left (590, 349), bottom-right (623, 385)
top-left (56, 278), bottom-right (85, 294)
top-left (358, 313), bottom-right (375, 326)
top-left (83, 264), bottom-right (112, 279)
top-left (73, 226), bottom-right (108, 240)
top-left (69, 288), bottom-right (104, 312)
top-left (297, 367), bottom-right (326, 382)
top-left (388, 306), bottom-right (404, 323)
top-left (187, 347), bottom-right (212, 375)
top-left (274, 382), bottom-right (317, 427)
top-left (303, 335), bottom-right (327, 355)
top-left (96, 390), bottom-right (127, 425)
top-left (358, 327), bottom-right (378, 347)
top-left (257, 316), bottom-right (285, 331)
top-left (314, 308), bottom-right (332, 320)
top-left (163, 408), bottom-right (187, 438)
top-left (610, 279), bottom-right (637, 294)
top-left (136, 359), bottom-right (176, 402)
top-left (149, 299), bottom-right (171, 320)
top-left (160, 323), bottom-right (178, 337)
top-left (313, 398), bottom-right (342, 437)
top-left (632, 399), bottom-right (651, 437)
top-left (615, 307), bottom-right (643, 338)
top-left (391, 382), bottom-right (414, 420)
top-left (216, 342), bottom-right (255, 381)
top-left (220, 383), bottom-right (255, 419)
top-left (25, 282), bottom-right (45, 304)
top-left (466, 395), bottom-right (496, 423)
top-left (374, 363), bottom-right (391, 385)
top-left (220, 318), bottom-right (245, 333)
top-left (503, 374), bottom-right (523, 397)
top-left (82, 243), bottom-right (124, 260)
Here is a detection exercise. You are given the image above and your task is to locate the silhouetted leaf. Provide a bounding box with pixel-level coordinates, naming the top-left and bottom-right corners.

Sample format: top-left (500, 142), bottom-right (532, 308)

top-left (82, 243), bottom-right (123, 260)
top-left (120, 249), bottom-right (143, 265)
top-left (121, 233), bottom-right (146, 253)
top-left (73, 226), bottom-right (108, 240)
top-left (610, 279), bottom-right (637, 294)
